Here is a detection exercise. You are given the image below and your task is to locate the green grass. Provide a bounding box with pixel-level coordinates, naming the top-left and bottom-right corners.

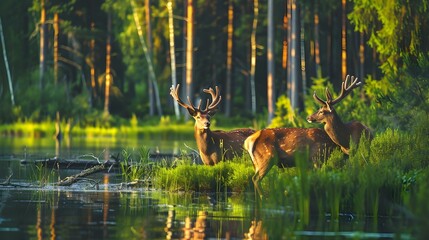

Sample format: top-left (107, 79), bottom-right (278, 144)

top-left (0, 118), bottom-right (254, 139)
top-left (152, 154), bottom-right (254, 193)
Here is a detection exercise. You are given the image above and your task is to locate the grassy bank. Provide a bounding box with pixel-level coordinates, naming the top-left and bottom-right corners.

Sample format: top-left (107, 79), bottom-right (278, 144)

top-left (145, 126), bottom-right (428, 236)
top-left (0, 115), bottom-right (256, 139)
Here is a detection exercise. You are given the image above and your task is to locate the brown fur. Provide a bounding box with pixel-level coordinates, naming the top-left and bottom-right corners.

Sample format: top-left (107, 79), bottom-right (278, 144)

top-left (195, 124), bottom-right (255, 165)
top-left (307, 107), bottom-right (372, 155)
top-left (244, 128), bottom-right (337, 197)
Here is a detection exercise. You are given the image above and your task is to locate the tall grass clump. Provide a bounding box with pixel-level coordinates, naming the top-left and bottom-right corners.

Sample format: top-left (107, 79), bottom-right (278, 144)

top-left (120, 147), bottom-right (153, 185)
top-left (256, 120), bottom-right (429, 230)
top-left (153, 155), bottom-right (253, 193)
top-left (32, 162), bottom-right (58, 187)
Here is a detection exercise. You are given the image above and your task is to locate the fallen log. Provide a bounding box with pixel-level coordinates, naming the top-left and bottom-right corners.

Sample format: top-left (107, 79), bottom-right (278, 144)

top-left (20, 157), bottom-right (118, 169)
top-left (20, 152), bottom-right (196, 169)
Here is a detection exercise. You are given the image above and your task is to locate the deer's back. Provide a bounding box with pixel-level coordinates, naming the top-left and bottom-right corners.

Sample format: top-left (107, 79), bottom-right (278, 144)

top-left (246, 128), bottom-right (337, 167)
top-left (346, 121), bottom-right (373, 144)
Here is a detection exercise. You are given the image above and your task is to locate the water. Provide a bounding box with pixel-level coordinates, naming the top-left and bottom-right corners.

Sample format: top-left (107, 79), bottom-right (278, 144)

top-left (0, 136), bottom-right (413, 239)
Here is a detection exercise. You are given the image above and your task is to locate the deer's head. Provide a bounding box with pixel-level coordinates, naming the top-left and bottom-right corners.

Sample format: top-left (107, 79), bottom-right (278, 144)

top-left (170, 84), bottom-right (222, 130)
top-left (307, 75), bottom-right (361, 124)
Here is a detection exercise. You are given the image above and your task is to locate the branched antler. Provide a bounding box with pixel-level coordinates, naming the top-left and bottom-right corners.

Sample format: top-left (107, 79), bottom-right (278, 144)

top-left (170, 84), bottom-right (221, 115)
top-left (313, 75), bottom-right (361, 109)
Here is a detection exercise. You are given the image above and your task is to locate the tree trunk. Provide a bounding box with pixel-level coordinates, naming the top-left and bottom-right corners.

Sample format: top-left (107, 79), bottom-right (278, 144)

top-left (185, 0), bottom-right (194, 111)
top-left (131, 0), bottom-right (162, 116)
top-left (90, 21), bottom-right (97, 104)
top-left (314, 0), bottom-right (321, 78)
top-left (0, 18), bottom-right (14, 106)
top-left (267, 0), bottom-right (275, 124)
top-left (341, 0), bottom-right (347, 79)
top-left (225, 0), bottom-right (234, 117)
top-left (103, 13), bottom-right (112, 117)
top-left (53, 13), bottom-right (59, 85)
top-left (281, 1), bottom-right (288, 93)
top-left (300, 9), bottom-right (306, 100)
top-left (167, 0), bottom-right (180, 119)
top-left (39, 0), bottom-right (47, 90)
top-left (249, 0), bottom-right (258, 115)
top-left (359, 31), bottom-right (365, 81)
top-left (145, 0), bottom-right (154, 116)
top-left (286, 0), bottom-right (292, 98)
top-left (289, 0), bottom-right (303, 112)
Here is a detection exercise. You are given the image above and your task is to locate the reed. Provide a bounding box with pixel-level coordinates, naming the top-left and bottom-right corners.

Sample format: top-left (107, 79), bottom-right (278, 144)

top-left (120, 147), bottom-right (152, 186)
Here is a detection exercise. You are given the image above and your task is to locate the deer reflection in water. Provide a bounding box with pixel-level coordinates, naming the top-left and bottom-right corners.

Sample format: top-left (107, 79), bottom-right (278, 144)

top-left (244, 219), bottom-right (268, 240)
top-left (181, 211), bottom-right (209, 240)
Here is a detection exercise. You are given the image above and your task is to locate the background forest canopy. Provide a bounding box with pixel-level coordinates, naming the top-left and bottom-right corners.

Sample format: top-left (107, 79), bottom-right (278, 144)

top-left (0, 0), bottom-right (428, 133)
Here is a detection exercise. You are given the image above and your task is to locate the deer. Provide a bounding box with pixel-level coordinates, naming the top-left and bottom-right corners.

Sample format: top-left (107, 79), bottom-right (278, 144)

top-left (244, 127), bottom-right (338, 198)
top-left (306, 75), bottom-right (372, 155)
top-left (170, 84), bottom-right (255, 165)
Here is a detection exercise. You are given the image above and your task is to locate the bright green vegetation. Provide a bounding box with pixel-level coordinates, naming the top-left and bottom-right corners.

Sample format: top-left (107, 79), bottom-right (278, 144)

top-left (144, 123), bottom-right (428, 237)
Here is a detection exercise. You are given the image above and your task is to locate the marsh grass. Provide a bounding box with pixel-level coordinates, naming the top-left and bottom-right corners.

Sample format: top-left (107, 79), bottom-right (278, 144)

top-left (251, 125), bottom-right (429, 232)
top-left (120, 147), bottom-right (153, 186)
top-left (32, 162), bottom-right (58, 187)
top-left (153, 153), bottom-right (254, 193)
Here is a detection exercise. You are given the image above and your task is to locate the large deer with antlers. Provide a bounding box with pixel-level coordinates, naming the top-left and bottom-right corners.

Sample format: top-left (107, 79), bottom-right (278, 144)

top-left (170, 84), bottom-right (255, 165)
top-left (244, 127), bottom-right (337, 197)
top-left (307, 75), bottom-right (372, 155)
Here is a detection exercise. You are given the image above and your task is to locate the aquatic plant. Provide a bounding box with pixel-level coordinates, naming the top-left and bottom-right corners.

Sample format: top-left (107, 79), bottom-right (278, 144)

top-left (120, 147), bottom-right (152, 186)
top-left (31, 162), bottom-right (58, 187)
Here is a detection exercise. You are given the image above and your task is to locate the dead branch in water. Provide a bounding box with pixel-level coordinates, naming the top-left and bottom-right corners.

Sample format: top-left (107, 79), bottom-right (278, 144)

top-left (55, 163), bottom-right (106, 186)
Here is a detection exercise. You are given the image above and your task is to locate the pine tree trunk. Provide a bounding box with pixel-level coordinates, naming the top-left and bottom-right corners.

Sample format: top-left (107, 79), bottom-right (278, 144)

top-left (146, 0), bottom-right (154, 116)
top-left (281, 1), bottom-right (288, 93)
top-left (103, 13), bottom-right (112, 117)
top-left (185, 0), bottom-right (194, 110)
top-left (90, 21), bottom-right (97, 104)
top-left (341, 0), bottom-right (347, 79)
top-left (249, 0), bottom-right (258, 115)
top-left (131, 0), bottom-right (162, 116)
top-left (53, 13), bottom-right (59, 85)
top-left (39, 0), bottom-right (47, 90)
top-left (267, 0), bottom-right (275, 123)
top-left (289, 0), bottom-right (303, 112)
top-left (167, 0), bottom-right (180, 119)
top-left (225, 0), bottom-right (234, 117)
top-left (0, 18), bottom-right (15, 106)
top-left (314, 0), bottom-right (321, 78)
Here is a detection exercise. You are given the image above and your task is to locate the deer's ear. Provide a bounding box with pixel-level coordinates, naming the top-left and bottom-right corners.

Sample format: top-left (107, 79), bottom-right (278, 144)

top-left (326, 104), bottom-right (333, 112)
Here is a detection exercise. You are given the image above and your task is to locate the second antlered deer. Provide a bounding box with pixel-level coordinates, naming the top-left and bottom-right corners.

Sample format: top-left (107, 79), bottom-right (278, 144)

top-left (244, 127), bottom-right (337, 197)
top-left (307, 75), bottom-right (372, 154)
top-left (170, 84), bottom-right (255, 165)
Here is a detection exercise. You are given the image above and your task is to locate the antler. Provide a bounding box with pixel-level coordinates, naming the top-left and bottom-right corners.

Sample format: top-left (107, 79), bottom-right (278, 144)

top-left (170, 84), bottom-right (198, 113)
top-left (202, 86), bottom-right (222, 113)
top-left (170, 84), bottom-right (222, 114)
top-left (313, 75), bottom-right (361, 108)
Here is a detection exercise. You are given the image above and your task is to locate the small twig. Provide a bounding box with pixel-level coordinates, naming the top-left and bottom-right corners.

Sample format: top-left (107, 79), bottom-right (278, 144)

top-left (183, 143), bottom-right (201, 164)
top-left (2, 173), bottom-right (13, 185)
top-left (78, 153), bottom-right (101, 164)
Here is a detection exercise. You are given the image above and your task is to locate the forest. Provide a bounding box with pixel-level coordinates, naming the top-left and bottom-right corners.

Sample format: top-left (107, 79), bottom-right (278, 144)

top-left (0, 0), bottom-right (428, 133)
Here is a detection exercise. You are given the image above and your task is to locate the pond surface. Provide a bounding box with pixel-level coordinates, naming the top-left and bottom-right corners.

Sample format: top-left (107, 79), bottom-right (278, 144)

top-left (0, 136), bottom-right (411, 239)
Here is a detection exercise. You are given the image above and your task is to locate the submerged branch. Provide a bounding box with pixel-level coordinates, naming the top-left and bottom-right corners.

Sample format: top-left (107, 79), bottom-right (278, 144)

top-left (55, 163), bottom-right (106, 186)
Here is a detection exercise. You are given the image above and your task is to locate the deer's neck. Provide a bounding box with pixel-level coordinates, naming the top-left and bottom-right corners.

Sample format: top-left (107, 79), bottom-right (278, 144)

top-left (323, 112), bottom-right (351, 151)
top-left (194, 126), bottom-right (219, 165)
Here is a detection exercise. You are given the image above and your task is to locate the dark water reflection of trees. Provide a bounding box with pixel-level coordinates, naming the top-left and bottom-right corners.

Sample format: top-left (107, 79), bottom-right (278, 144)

top-left (0, 189), bottom-right (408, 239)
